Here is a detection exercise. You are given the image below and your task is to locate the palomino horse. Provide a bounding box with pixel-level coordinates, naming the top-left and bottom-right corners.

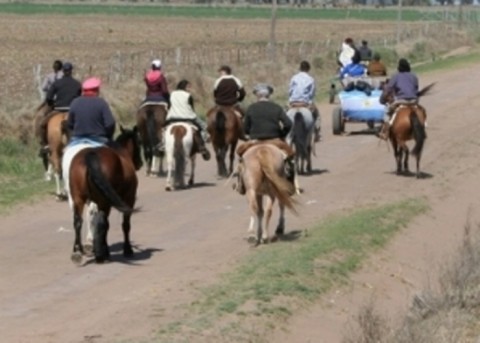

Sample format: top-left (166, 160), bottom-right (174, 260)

top-left (286, 108), bottom-right (315, 174)
top-left (164, 122), bottom-right (200, 191)
top-left (206, 105), bottom-right (244, 178)
top-left (381, 83), bottom-right (435, 178)
top-left (239, 143), bottom-right (297, 246)
top-left (136, 102), bottom-right (168, 176)
top-left (34, 105), bottom-right (70, 200)
top-left (63, 127), bottom-right (143, 264)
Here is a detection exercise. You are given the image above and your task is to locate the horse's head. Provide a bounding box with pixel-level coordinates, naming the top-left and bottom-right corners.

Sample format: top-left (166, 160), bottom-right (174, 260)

top-left (117, 125), bottom-right (143, 171)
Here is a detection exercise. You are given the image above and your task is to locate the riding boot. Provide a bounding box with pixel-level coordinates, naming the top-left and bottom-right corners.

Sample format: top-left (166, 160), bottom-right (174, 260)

top-left (377, 122), bottom-right (390, 141)
top-left (195, 131), bottom-right (211, 161)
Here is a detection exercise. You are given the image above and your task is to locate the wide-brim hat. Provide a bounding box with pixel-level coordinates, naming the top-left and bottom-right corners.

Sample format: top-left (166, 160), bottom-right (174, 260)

top-left (82, 77), bottom-right (101, 91)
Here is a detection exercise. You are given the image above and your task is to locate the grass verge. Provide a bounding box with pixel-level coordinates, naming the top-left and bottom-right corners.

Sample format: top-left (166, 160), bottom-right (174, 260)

top-left (154, 198), bottom-right (429, 342)
top-left (0, 139), bottom-right (52, 214)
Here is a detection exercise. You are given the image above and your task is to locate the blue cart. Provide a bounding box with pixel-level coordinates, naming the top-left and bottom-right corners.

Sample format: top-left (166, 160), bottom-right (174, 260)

top-left (332, 89), bottom-right (386, 135)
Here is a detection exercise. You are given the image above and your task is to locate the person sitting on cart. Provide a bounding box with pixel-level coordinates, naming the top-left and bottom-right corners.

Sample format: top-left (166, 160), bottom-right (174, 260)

top-left (339, 52), bottom-right (366, 88)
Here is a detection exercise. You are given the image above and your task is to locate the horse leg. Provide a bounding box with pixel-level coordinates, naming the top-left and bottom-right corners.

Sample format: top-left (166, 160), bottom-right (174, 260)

top-left (275, 202), bottom-right (286, 237)
top-left (71, 205), bottom-right (85, 265)
top-left (403, 147), bottom-right (410, 174)
top-left (122, 213), bottom-right (134, 258)
top-left (255, 194), bottom-right (264, 246)
top-left (188, 155), bottom-right (196, 186)
top-left (84, 202), bottom-right (98, 257)
top-left (246, 190), bottom-right (261, 245)
top-left (415, 152), bottom-right (422, 179)
top-left (228, 142), bottom-right (237, 176)
top-left (94, 210), bottom-right (110, 263)
top-left (306, 145), bottom-right (312, 173)
top-left (165, 149), bottom-right (174, 191)
top-left (216, 146), bottom-right (228, 178)
top-left (262, 195), bottom-right (274, 244)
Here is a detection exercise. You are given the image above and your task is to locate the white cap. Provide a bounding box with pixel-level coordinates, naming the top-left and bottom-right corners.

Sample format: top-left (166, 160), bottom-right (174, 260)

top-left (151, 59), bottom-right (162, 68)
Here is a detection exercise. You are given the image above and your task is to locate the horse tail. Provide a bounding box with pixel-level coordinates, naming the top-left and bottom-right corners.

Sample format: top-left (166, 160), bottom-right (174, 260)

top-left (410, 111), bottom-right (426, 157)
top-left (417, 82), bottom-right (436, 97)
top-left (215, 111), bottom-right (226, 145)
top-left (85, 151), bottom-right (133, 214)
top-left (173, 131), bottom-right (186, 185)
top-left (146, 107), bottom-right (159, 149)
top-left (292, 112), bottom-right (308, 159)
top-left (257, 148), bottom-right (298, 215)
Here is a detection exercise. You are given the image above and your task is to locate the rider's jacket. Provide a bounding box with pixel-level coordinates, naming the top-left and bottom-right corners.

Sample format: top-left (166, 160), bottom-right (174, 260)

top-left (144, 70), bottom-right (169, 99)
top-left (385, 72), bottom-right (419, 100)
top-left (367, 60), bottom-right (387, 77)
top-left (166, 90), bottom-right (197, 121)
top-left (288, 71), bottom-right (316, 104)
top-left (340, 63), bottom-right (366, 79)
top-left (244, 101), bottom-right (292, 140)
top-left (46, 75), bottom-right (81, 109)
top-left (68, 96), bottom-right (116, 140)
top-left (213, 75), bottom-right (246, 106)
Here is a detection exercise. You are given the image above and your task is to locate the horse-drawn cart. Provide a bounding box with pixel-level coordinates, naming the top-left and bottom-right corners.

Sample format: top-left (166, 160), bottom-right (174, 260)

top-left (332, 88), bottom-right (386, 135)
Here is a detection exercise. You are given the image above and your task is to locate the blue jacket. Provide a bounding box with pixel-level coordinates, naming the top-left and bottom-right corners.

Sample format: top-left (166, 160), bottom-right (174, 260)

top-left (68, 96), bottom-right (116, 140)
top-left (340, 63), bottom-right (366, 79)
top-left (385, 72), bottom-right (419, 100)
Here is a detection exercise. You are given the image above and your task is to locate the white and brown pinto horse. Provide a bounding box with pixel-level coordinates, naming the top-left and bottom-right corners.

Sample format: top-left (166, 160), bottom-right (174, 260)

top-left (239, 143), bottom-right (297, 246)
top-left (164, 122), bottom-right (201, 191)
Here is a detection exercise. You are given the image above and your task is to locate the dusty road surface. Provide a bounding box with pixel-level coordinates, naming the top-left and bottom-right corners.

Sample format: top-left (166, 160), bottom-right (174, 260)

top-left (2, 63), bottom-right (480, 343)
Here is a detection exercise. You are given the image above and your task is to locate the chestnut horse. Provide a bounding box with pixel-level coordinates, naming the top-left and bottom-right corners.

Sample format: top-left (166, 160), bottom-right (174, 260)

top-left (206, 105), bottom-right (243, 178)
top-left (34, 103), bottom-right (70, 200)
top-left (136, 102), bottom-right (168, 176)
top-left (381, 82), bottom-right (435, 178)
top-left (63, 127), bottom-right (143, 264)
top-left (239, 143), bottom-right (297, 246)
top-left (164, 122), bottom-right (200, 191)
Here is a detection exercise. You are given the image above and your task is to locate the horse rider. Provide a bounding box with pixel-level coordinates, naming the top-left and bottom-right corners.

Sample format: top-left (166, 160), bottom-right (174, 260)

top-left (41, 59), bottom-right (63, 97)
top-left (39, 62), bottom-right (81, 155)
top-left (164, 79), bottom-right (211, 161)
top-left (377, 58), bottom-right (420, 141)
top-left (213, 65), bottom-right (246, 117)
top-left (235, 84), bottom-right (295, 195)
top-left (288, 60), bottom-right (321, 142)
top-left (144, 59), bottom-right (170, 105)
top-left (67, 77), bottom-right (116, 144)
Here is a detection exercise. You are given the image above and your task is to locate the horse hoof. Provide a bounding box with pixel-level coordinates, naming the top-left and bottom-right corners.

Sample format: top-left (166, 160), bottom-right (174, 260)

top-left (246, 236), bottom-right (257, 245)
top-left (71, 252), bottom-right (83, 265)
top-left (165, 186), bottom-right (172, 191)
top-left (55, 194), bottom-right (67, 202)
top-left (95, 256), bottom-right (108, 264)
top-left (84, 244), bottom-right (94, 257)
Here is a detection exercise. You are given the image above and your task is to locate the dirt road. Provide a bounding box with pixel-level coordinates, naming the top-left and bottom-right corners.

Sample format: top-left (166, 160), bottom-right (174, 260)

top-left (1, 64), bottom-right (480, 343)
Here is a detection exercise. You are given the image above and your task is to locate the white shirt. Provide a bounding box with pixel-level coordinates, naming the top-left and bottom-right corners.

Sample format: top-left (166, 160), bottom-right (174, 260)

top-left (288, 71), bottom-right (316, 104)
top-left (167, 90), bottom-right (197, 120)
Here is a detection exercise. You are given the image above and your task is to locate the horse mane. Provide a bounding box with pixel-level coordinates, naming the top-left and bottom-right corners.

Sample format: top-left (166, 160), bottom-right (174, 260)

top-left (417, 82), bottom-right (436, 98)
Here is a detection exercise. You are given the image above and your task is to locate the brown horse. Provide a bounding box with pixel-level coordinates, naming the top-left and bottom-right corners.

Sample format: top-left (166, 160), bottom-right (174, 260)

top-left (381, 83), bottom-right (435, 178)
top-left (34, 103), bottom-right (70, 200)
top-left (206, 105), bottom-right (244, 178)
top-left (164, 122), bottom-right (200, 191)
top-left (239, 143), bottom-right (297, 246)
top-left (64, 126), bottom-right (143, 264)
top-left (136, 102), bottom-right (168, 176)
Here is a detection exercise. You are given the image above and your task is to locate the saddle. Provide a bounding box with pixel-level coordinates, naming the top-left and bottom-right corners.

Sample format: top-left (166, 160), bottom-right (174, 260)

top-left (140, 101), bottom-right (168, 109)
top-left (237, 139), bottom-right (293, 159)
top-left (289, 101), bottom-right (309, 109)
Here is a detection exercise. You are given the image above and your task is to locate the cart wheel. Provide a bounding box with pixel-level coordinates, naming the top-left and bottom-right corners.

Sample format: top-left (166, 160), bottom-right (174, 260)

top-left (332, 107), bottom-right (344, 135)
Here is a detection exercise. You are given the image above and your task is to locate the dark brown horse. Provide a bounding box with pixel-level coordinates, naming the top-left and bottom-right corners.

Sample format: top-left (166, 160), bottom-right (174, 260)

top-left (64, 127), bottom-right (143, 264)
top-left (381, 83), bottom-right (435, 178)
top-left (206, 105), bottom-right (244, 178)
top-left (34, 102), bottom-right (70, 199)
top-left (136, 102), bottom-right (168, 176)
